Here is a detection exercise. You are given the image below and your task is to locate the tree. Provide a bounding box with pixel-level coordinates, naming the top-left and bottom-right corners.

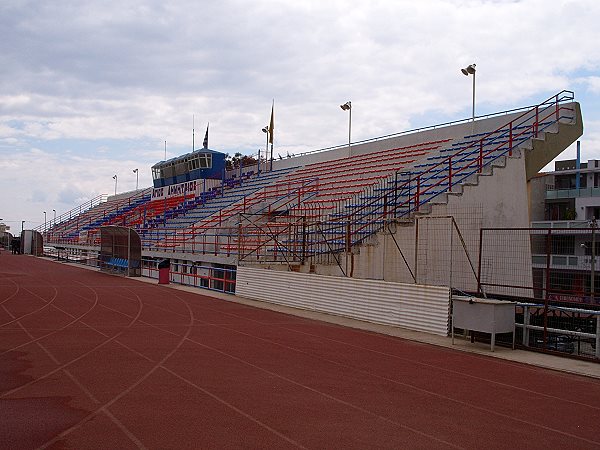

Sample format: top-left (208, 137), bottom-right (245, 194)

top-left (225, 152), bottom-right (258, 171)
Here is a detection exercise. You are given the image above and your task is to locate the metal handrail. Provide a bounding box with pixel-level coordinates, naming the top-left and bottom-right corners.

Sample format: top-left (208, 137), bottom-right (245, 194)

top-left (34, 193), bottom-right (108, 232)
top-left (42, 188), bottom-right (153, 242)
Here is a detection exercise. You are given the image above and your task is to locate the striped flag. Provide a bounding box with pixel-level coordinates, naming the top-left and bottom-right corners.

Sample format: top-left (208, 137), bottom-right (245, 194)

top-left (203, 123), bottom-right (209, 149)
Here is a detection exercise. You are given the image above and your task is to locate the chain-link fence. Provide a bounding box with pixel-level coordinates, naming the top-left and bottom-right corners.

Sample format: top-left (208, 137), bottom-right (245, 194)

top-left (479, 227), bottom-right (600, 359)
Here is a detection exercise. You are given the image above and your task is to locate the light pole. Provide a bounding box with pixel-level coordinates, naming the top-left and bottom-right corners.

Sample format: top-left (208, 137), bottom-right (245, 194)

top-left (113, 174), bottom-right (118, 195)
top-left (21, 220), bottom-right (25, 232)
top-left (340, 101), bottom-right (352, 152)
top-left (461, 64), bottom-right (476, 122)
top-left (43, 211), bottom-right (47, 232)
top-left (53, 209), bottom-right (56, 226)
top-left (133, 168), bottom-right (139, 190)
top-left (262, 126), bottom-right (270, 171)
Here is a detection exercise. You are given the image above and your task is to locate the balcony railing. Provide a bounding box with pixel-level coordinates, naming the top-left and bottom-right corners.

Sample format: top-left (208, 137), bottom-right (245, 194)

top-left (531, 220), bottom-right (590, 229)
top-left (531, 253), bottom-right (594, 270)
top-left (545, 187), bottom-right (600, 199)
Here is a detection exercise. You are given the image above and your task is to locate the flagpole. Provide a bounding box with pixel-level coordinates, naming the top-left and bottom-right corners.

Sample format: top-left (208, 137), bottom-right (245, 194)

top-left (269, 99), bottom-right (274, 172)
top-left (192, 114), bottom-right (195, 151)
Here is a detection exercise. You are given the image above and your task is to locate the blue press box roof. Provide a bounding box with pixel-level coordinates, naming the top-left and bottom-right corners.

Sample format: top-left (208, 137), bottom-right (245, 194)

top-left (152, 148), bottom-right (225, 167)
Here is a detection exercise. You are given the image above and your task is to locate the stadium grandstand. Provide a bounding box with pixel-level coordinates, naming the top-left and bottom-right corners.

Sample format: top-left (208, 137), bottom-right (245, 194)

top-left (30, 90), bottom-right (598, 357)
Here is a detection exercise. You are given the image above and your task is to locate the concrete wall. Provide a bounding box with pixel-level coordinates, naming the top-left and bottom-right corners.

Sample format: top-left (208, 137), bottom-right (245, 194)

top-left (340, 152), bottom-right (533, 296)
top-left (528, 174), bottom-right (549, 221)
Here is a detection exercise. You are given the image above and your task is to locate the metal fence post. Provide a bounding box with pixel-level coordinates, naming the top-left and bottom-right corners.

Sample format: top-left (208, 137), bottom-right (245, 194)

top-left (416, 176), bottom-right (420, 211)
top-left (591, 217), bottom-right (596, 302)
top-left (523, 305), bottom-right (530, 347)
top-left (509, 122), bottom-right (513, 157)
top-left (596, 314), bottom-right (600, 358)
top-left (345, 222), bottom-right (351, 253)
top-left (448, 157), bottom-right (453, 192)
top-left (544, 229), bottom-right (551, 347)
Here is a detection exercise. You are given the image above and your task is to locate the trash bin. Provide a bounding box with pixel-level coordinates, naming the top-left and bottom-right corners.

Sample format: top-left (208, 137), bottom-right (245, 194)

top-left (158, 259), bottom-right (170, 284)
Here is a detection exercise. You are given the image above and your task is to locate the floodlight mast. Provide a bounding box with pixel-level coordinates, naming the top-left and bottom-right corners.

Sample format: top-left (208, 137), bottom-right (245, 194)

top-left (262, 126), bottom-right (270, 171)
top-left (461, 64), bottom-right (476, 122)
top-left (340, 101), bottom-right (352, 151)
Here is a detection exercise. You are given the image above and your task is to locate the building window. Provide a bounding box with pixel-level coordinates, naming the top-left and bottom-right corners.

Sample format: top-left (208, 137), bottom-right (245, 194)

top-left (551, 235), bottom-right (575, 255)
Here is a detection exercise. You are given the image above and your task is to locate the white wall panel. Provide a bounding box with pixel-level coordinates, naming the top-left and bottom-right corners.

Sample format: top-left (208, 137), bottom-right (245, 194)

top-left (236, 267), bottom-right (450, 336)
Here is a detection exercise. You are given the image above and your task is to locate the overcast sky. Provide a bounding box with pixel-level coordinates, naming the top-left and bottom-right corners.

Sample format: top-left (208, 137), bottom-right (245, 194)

top-left (1, 0), bottom-right (600, 229)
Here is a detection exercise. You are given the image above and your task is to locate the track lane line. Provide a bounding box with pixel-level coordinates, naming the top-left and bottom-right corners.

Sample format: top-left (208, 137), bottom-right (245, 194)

top-left (0, 281), bottom-right (100, 355)
top-left (86, 294), bottom-right (462, 449)
top-left (1, 280), bottom-right (149, 449)
top-left (210, 320), bottom-right (600, 447)
top-left (152, 293), bottom-right (600, 406)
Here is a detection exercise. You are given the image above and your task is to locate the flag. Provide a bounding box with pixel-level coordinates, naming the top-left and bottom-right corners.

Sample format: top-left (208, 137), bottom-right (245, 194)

top-left (268, 101), bottom-right (274, 144)
top-left (203, 123), bottom-right (209, 149)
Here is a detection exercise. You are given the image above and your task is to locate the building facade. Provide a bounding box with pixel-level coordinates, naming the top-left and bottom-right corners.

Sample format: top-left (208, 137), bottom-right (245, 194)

top-left (530, 155), bottom-right (600, 304)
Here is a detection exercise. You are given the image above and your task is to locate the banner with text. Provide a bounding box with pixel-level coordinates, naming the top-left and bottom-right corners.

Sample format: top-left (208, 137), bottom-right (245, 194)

top-left (151, 180), bottom-right (200, 201)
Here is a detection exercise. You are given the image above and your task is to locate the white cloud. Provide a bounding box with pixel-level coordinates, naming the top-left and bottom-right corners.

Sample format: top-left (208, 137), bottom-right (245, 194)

top-left (584, 76), bottom-right (600, 94)
top-left (1, 0), bottom-right (600, 223)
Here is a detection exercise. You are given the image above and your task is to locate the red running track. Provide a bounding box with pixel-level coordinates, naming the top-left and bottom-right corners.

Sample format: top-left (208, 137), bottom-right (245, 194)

top-left (1, 254), bottom-right (599, 449)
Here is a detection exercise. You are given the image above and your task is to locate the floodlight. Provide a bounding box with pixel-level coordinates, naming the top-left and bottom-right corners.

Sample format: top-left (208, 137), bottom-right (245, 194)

top-left (340, 101), bottom-right (351, 111)
top-left (461, 64), bottom-right (476, 76)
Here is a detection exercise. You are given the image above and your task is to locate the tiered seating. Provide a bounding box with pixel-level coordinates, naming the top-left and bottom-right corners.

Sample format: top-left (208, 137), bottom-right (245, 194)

top-left (104, 192), bottom-right (152, 227)
top-left (44, 189), bottom-right (152, 244)
top-left (366, 120), bottom-right (557, 215)
top-left (77, 189), bottom-right (153, 242)
top-left (166, 167), bottom-right (299, 229)
top-left (141, 167), bottom-right (302, 250)
top-left (44, 202), bottom-right (108, 244)
top-left (139, 195), bottom-right (187, 228)
top-left (273, 140), bottom-right (449, 220)
top-left (216, 140), bottom-right (451, 257)
top-left (232, 98), bottom-right (575, 262)
top-left (44, 197), bottom-right (126, 244)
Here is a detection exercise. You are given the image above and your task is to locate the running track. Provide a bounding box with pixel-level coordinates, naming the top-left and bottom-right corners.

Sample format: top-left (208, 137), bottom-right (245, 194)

top-left (1, 254), bottom-right (599, 449)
